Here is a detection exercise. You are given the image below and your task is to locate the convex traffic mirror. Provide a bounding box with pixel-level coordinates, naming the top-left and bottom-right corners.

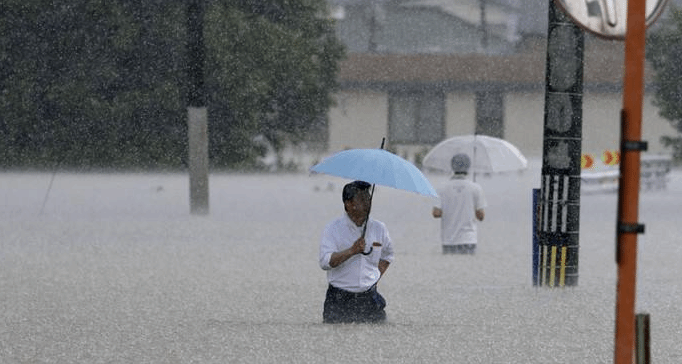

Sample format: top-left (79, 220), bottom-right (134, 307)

top-left (555, 0), bottom-right (669, 39)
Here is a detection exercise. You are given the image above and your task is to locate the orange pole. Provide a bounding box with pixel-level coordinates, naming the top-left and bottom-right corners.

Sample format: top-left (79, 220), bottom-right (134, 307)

top-left (614, 0), bottom-right (646, 363)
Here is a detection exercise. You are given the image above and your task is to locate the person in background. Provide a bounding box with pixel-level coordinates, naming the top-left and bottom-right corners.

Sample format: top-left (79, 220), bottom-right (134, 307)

top-left (432, 154), bottom-right (486, 254)
top-left (319, 180), bottom-right (394, 323)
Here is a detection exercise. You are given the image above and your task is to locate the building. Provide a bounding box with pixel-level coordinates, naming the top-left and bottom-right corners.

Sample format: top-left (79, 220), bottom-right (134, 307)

top-left (321, 0), bottom-right (678, 163)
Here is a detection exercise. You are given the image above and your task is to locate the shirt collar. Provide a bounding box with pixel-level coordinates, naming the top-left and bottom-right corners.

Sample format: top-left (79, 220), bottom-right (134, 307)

top-left (343, 212), bottom-right (365, 230)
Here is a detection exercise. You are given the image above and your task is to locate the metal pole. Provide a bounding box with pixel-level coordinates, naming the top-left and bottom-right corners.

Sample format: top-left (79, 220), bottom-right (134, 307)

top-left (538, 1), bottom-right (584, 287)
top-left (614, 0), bottom-right (647, 361)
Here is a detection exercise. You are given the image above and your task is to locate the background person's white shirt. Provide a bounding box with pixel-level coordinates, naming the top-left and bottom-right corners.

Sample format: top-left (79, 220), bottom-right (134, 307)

top-left (319, 214), bottom-right (394, 293)
top-left (436, 176), bottom-right (486, 246)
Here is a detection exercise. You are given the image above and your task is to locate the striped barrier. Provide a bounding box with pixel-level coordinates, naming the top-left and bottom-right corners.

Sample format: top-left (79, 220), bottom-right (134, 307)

top-left (580, 152), bottom-right (671, 193)
top-left (581, 152), bottom-right (619, 193)
top-left (538, 244), bottom-right (569, 287)
top-left (601, 149), bottom-right (620, 166)
top-left (581, 150), bottom-right (620, 168)
top-left (581, 154), bottom-right (595, 169)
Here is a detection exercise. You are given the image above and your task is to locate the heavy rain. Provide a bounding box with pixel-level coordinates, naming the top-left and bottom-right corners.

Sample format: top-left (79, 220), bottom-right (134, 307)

top-left (2, 0), bottom-right (682, 363)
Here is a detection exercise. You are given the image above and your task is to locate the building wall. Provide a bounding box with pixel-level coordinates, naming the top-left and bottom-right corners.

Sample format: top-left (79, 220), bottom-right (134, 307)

top-left (327, 88), bottom-right (677, 162)
top-left (328, 90), bottom-right (388, 152)
top-left (504, 92), bottom-right (545, 157)
top-left (502, 91), bottom-right (676, 160)
top-left (581, 92), bottom-right (622, 155)
top-left (445, 92), bottom-right (476, 136)
top-left (578, 92), bottom-right (674, 157)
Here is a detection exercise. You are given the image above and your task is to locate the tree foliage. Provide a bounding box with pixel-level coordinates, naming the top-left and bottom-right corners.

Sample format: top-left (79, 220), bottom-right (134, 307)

top-left (0, 0), bottom-right (344, 170)
top-left (647, 6), bottom-right (682, 161)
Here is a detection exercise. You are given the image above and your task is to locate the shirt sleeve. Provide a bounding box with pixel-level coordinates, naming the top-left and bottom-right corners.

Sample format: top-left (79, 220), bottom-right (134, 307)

top-left (378, 222), bottom-right (394, 263)
top-left (319, 222), bottom-right (335, 270)
top-left (434, 186), bottom-right (444, 208)
top-left (474, 184), bottom-right (487, 210)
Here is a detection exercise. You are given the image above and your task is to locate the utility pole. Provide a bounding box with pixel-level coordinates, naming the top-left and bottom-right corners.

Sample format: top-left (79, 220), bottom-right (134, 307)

top-left (187, 0), bottom-right (209, 215)
top-left (537, 1), bottom-right (584, 287)
top-left (368, 3), bottom-right (381, 53)
top-left (480, 0), bottom-right (488, 50)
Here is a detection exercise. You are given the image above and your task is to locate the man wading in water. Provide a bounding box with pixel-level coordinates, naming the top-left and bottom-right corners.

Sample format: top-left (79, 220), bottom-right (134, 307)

top-left (318, 181), bottom-right (394, 323)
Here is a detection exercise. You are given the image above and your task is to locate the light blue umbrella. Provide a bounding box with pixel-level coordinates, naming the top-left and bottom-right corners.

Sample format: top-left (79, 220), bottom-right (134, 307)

top-left (310, 148), bottom-right (438, 198)
top-left (310, 147), bottom-right (437, 254)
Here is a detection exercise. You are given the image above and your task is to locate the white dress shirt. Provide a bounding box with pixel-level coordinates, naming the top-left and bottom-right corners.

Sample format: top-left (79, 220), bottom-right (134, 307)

top-left (319, 213), bottom-right (394, 293)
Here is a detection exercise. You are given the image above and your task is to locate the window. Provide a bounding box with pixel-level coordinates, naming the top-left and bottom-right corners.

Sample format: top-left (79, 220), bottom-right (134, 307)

top-left (475, 91), bottom-right (504, 138)
top-left (389, 91), bottom-right (444, 144)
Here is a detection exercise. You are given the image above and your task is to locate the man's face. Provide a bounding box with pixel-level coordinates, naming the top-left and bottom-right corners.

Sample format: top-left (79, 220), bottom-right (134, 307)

top-left (345, 190), bottom-right (371, 226)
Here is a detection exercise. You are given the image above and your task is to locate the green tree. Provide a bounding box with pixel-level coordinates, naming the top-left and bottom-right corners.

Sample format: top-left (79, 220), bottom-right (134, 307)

top-left (0, 0), bottom-right (344, 170)
top-left (0, 0), bottom-right (187, 169)
top-left (647, 6), bottom-right (682, 162)
top-left (204, 0), bottom-right (344, 168)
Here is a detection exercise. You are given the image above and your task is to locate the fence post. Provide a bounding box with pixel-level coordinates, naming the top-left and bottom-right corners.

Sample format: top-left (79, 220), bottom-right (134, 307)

top-left (532, 188), bottom-right (540, 286)
top-left (635, 313), bottom-right (650, 364)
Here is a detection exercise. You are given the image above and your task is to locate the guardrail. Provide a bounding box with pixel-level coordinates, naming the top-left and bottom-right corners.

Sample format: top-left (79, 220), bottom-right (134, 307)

top-left (580, 154), bottom-right (672, 194)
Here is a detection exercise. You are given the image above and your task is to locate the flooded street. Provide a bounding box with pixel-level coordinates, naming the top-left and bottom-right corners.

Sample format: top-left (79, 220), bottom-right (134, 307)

top-left (2, 164), bottom-right (682, 363)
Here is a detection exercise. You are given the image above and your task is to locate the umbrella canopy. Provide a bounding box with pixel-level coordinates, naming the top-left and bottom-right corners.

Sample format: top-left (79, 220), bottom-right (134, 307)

top-left (422, 135), bottom-right (528, 174)
top-left (310, 148), bottom-right (438, 198)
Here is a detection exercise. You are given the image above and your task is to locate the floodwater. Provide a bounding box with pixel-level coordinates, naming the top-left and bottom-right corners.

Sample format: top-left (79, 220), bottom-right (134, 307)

top-left (1, 163), bottom-right (681, 363)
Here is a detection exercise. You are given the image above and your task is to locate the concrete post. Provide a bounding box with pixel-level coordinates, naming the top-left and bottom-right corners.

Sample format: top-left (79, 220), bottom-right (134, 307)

top-left (188, 106), bottom-right (209, 215)
top-left (187, 0), bottom-right (209, 215)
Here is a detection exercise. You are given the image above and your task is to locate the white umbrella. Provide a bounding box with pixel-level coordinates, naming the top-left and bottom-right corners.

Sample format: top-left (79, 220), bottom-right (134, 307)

top-left (422, 135), bottom-right (528, 174)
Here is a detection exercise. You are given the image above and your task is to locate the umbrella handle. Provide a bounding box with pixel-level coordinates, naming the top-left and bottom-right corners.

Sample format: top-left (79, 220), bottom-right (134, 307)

top-left (360, 182), bottom-right (375, 255)
top-left (473, 134), bottom-right (477, 182)
top-left (360, 137), bottom-right (384, 255)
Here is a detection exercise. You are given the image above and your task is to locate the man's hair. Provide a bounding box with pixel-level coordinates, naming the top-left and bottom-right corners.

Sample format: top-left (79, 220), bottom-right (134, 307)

top-left (451, 153), bottom-right (471, 174)
top-left (342, 180), bottom-right (371, 202)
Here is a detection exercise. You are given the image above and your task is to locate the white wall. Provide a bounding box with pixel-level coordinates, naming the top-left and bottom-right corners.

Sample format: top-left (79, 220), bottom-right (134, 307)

top-left (328, 90), bottom-right (388, 152)
top-left (581, 92), bottom-right (676, 158)
top-left (504, 92), bottom-right (545, 158)
top-left (326, 88), bottom-right (678, 162)
top-left (445, 92), bottom-right (476, 136)
top-left (505, 91), bottom-right (677, 160)
top-left (581, 92), bottom-right (621, 155)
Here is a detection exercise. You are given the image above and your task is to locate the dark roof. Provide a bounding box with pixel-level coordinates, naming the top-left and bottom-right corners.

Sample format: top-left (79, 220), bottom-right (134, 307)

top-left (338, 36), bottom-right (654, 89)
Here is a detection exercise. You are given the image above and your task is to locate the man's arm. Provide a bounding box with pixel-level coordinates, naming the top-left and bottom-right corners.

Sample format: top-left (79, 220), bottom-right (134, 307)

top-left (378, 260), bottom-right (390, 276)
top-left (329, 237), bottom-right (365, 268)
top-left (475, 208), bottom-right (485, 221)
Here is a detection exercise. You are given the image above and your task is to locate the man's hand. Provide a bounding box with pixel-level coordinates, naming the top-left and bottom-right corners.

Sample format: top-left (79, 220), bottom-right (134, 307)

top-left (350, 237), bottom-right (366, 255)
top-left (329, 237), bottom-right (365, 268)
